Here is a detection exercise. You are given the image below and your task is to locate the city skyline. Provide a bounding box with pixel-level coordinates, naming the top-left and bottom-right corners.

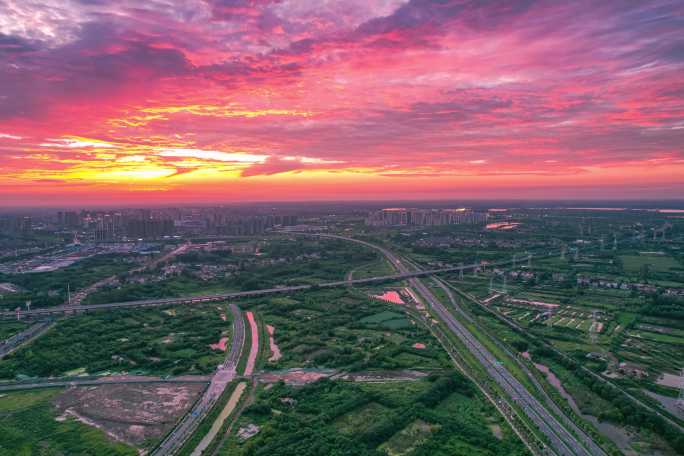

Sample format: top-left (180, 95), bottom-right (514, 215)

top-left (1, 0), bottom-right (683, 205)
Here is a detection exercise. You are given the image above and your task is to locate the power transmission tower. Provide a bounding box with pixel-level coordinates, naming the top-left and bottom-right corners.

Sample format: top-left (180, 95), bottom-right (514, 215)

top-left (678, 368), bottom-right (684, 411)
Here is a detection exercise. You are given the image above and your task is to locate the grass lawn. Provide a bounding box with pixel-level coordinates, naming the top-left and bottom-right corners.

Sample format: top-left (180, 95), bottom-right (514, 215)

top-left (620, 254), bottom-right (680, 274)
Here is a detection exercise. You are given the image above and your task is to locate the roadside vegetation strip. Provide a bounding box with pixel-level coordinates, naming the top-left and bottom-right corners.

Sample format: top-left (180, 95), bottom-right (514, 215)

top-left (403, 303), bottom-right (546, 456)
top-left (174, 380), bottom-right (238, 456)
top-left (188, 382), bottom-right (247, 456)
top-left (420, 298), bottom-right (551, 453)
top-left (427, 280), bottom-right (537, 393)
top-left (211, 380), bottom-right (256, 456)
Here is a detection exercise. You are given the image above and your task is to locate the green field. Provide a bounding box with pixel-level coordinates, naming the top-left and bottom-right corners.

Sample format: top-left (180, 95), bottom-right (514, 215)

top-left (620, 254), bottom-right (680, 274)
top-left (0, 389), bottom-right (136, 455)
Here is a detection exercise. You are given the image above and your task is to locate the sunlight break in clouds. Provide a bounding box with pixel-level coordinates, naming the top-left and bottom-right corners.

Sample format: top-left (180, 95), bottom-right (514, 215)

top-left (0, 0), bottom-right (683, 204)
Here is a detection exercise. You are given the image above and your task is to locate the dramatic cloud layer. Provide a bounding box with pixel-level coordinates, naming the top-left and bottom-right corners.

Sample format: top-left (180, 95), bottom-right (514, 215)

top-left (1, 0), bottom-right (683, 205)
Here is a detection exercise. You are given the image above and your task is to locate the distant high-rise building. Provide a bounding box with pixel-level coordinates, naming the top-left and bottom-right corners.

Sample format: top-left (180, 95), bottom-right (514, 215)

top-left (64, 211), bottom-right (80, 228)
top-left (19, 216), bottom-right (32, 234)
top-left (125, 218), bottom-right (174, 239)
top-left (366, 208), bottom-right (487, 227)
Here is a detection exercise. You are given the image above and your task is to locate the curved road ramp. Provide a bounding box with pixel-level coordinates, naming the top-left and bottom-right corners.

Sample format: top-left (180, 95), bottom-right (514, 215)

top-left (151, 304), bottom-right (245, 456)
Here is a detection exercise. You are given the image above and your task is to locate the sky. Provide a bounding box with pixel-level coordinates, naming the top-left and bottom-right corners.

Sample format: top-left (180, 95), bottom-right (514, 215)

top-left (0, 0), bottom-right (683, 206)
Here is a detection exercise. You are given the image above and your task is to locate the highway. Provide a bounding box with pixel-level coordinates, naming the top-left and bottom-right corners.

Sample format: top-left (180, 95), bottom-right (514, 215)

top-left (314, 233), bottom-right (600, 456)
top-left (0, 320), bottom-right (53, 359)
top-left (152, 303), bottom-right (245, 456)
top-left (452, 282), bottom-right (684, 434)
top-left (433, 277), bottom-right (608, 456)
top-left (1, 251), bottom-right (536, 320)
top-left (0, 375), bottom-right (210, 392)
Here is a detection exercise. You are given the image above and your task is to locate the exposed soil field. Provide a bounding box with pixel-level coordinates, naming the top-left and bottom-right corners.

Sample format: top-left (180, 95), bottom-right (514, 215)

top-left (244, 311), bottom-right (259, 376)
top-left (52, 382), bottom-right (205, 449)
top-left (266, 324), bottom-right (282, 362)
top-left (259, 368), bottom-right (336, 385)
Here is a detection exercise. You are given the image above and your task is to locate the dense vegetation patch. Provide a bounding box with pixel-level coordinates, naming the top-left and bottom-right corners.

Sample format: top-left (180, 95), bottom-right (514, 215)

top-left (219, 373), bottom-right (526, 456)
top-left (0, 305), bottom-right (232, 378)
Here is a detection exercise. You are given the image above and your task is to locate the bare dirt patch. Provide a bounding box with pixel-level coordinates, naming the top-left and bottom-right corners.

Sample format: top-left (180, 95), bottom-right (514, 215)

top-left (259, 368), bottom-right (335, 385)
top-left (335, 369), bottom-right (430, 382)
top-left (489, 423), bottom-right (503, 440)
top-left (244, 311), bottom-right (259, 376)
top-left (53, 383), bottom-right (205, 449)
top-left (372, 290), bottom-right (405, 305)
top-left (210, 336), bottom-right (229, 352)
top-left (266, 324), bottom-right (282, 362)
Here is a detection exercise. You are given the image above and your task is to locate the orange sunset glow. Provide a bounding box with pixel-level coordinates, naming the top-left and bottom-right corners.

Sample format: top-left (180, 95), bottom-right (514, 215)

top-left (1, 0), bottom-right (683, 205)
